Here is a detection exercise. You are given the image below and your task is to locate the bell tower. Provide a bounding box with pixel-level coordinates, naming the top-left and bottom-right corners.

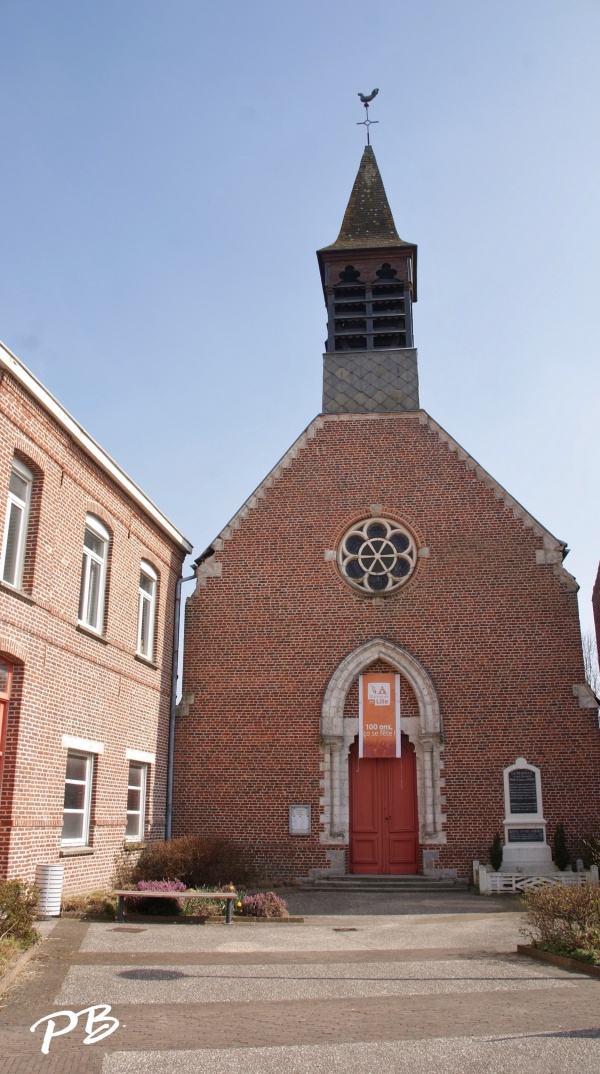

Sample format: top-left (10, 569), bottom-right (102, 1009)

top-left (317, 144), bottom-right (419, 414)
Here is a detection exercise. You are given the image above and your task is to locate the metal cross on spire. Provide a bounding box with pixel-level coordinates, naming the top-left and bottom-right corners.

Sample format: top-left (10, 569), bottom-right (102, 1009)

top-left (357, 88), bottom-right (379, 145)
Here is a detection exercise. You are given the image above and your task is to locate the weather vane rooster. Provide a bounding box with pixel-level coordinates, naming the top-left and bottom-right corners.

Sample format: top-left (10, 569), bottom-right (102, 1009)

top-left (357, 88), bottom-right (379, 145)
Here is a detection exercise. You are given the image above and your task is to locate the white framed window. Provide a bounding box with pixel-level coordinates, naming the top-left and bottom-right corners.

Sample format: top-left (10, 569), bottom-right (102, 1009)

top-left (78, 515), bottom-right (110, 633)
top-left (126, 761), bottom-right (147, 841)
top-left (137, 561), bottom-right (157, 660)
top-left (61, 750), bottom-right (94, 845)
top-left (1, 458), bottom-right (33, 589)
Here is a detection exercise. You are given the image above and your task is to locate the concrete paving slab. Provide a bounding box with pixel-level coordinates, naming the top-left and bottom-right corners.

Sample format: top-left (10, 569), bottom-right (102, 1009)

top-left (80, 911), bottom-right (524, 954)
top-left (56, 954), bottom-right (579, 1006)
top-left (4, 907), bottom-right (598, 1073)
top-left (102, 1032), bottom-right (600, 1074)
top-left (282, 889), bottom-right (520, 917)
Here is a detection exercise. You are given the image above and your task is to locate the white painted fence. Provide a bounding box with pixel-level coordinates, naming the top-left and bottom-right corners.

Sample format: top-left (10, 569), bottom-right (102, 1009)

top-left (474, 861), bottom-right (599, 895)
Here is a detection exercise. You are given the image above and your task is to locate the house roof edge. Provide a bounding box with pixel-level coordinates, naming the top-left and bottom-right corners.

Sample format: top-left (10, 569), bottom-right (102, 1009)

top-left (0, 340), bottom-right (193, 554)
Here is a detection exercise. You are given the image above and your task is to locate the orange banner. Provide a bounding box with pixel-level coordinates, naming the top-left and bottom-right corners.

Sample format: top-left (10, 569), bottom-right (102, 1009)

top-left (359, 673), bottom-right (401, 758)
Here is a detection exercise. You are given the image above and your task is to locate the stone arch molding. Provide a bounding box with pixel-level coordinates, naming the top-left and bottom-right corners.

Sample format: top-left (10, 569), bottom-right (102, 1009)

top-left (320, 638), bottom-right (445, 851)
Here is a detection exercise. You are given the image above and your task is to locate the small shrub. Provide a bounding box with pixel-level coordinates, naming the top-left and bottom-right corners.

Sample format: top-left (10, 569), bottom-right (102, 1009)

top-left (112, 852), bottom-right (137, 891)
top-left (240, 892), bottom-right (288, 918)
top-left (128, 879), bottom-right (187, 916)
top-left (554, 824), bottom-right (571, 871)
top-left (489, 832), bottom-right (503, 872)
top-left (521, 882), bottom-right (600, 959)
top-left (0, 879), bottom-right (40, 948)
top-left (580, 836), bottom-right (600, 870)
top-left (130, 835), bottom-right (259, 889)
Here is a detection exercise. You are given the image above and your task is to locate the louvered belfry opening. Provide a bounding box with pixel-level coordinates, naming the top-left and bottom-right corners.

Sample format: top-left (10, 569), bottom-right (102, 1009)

top-left (372, 264), bottom-right (408, 349)
top-left (328, 262), bottom-right (412, 353)
top-left (331, 267), bottom-right (366, 352)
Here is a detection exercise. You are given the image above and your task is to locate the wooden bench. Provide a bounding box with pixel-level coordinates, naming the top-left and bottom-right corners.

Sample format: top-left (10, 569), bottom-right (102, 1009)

top-left (113, 889), bottom-right (238, 925)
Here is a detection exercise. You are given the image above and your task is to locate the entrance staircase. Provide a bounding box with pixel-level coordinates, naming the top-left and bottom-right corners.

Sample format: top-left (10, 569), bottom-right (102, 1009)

top-left (298, 874), bottom-right (468, 893)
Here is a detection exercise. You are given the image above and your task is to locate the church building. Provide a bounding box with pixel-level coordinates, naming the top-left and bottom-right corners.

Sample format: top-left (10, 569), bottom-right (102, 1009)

top-left (175, 142), bottom-right (599, 881)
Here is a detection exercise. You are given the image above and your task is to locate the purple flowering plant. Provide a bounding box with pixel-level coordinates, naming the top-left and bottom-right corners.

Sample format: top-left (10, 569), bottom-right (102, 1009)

top-left (238, 892), bottom-right (288, 918)
top-left (135, 880), bottom-right (187, 892)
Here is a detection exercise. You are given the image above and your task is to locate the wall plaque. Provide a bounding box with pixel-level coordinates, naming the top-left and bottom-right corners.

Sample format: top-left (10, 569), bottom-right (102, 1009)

top-left (289, 805), bottom-right (311, 836)
top-left (508, 768), bottom-right (537, 814)
top-left (507, 828), bottom-right (545, 843)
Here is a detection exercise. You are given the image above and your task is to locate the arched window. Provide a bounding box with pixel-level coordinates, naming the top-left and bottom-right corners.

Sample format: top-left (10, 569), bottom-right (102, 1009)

top-left (1, 458), bottom-right (33, 589)
top-left (0, 659), bottom-right (13, 794)
top-left (137, 561), bottom-right (158, 660)
top-left (78, 515), bottom-right (110, 634)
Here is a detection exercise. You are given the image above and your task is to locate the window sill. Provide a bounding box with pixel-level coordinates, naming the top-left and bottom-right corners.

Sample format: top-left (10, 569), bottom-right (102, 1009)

top-left (123, 841), bottom-right (145, 852)
top-left (134, 653), bottom-right (158, 670)
top-left (60, 845), bottom-right (94, 857)
top-left (0, 580), bottom-right (36, 605)
top-left (76, 622), bottom-right (108, 645)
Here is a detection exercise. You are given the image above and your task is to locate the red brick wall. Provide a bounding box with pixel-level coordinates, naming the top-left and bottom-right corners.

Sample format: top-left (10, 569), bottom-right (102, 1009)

top-left (0, 371), bottom-right (186, 892)
top-left (176, 411), bottom-right (599, 880)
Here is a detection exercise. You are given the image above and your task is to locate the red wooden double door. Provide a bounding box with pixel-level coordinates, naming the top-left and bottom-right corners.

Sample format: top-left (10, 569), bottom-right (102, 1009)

top-left (349, 735), bottom-right (418, 874)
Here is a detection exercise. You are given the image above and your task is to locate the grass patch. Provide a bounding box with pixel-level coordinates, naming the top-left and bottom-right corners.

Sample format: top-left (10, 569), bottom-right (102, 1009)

top-left (61, 890), bottom-right (117, 919)
top-left (0, 936), bottom-right (24, 977)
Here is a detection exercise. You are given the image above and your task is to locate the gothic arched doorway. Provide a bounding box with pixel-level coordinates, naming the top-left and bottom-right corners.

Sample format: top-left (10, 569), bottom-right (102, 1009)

top-left (349, 734), bottom-right (418, 874)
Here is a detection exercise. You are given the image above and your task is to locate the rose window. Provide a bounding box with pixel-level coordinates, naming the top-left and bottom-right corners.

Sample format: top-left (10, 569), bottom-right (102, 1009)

top-left (337, 518), bottom-right (417, 594)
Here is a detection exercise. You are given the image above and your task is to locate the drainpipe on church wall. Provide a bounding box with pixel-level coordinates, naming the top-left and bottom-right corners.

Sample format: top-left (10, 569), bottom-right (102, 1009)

top-left (165, 570), bottom-right (195, 840)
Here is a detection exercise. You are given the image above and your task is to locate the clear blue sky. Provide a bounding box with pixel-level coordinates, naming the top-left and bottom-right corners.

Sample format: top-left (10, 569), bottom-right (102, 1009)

top-left (1, 1), bottom-right (599, 635)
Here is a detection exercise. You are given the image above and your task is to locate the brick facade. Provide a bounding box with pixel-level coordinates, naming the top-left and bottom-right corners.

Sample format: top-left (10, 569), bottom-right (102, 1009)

top-left (0, 343), bottom-right (191, 892)
top-left (176, 410), bottom-right (600, 880)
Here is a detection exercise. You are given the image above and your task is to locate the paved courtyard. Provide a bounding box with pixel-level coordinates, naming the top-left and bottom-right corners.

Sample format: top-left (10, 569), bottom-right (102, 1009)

top-left (1, 890), bottom-right (599, 1073)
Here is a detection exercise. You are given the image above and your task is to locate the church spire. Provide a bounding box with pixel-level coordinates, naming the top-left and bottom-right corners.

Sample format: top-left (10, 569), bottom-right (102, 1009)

top-left (317, 143), bottom-right (419, 415)
top-left (321, 145), bottom-right (403, 250)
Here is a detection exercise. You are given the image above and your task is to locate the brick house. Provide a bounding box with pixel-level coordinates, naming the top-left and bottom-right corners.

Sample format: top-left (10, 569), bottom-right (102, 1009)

top-left (0, 340), bottom-right (192, 892)
top-left (176, 145), bottom-right (600, 882)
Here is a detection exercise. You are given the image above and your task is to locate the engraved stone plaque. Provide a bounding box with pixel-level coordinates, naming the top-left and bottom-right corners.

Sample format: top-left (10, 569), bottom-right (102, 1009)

top-left (289, 804), bottom-right (311, 836)
top-left (509, 769), bottom-right (537, 814)
top-left (507, 828), bottom-right (545, 843)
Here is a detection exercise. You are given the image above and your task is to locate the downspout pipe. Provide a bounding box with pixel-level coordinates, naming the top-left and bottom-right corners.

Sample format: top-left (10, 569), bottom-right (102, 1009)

top-left (165, 570), bottom-right (195, 840)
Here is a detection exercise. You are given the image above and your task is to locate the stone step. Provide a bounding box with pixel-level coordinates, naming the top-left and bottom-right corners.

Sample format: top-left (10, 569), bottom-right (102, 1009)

top-left (299, 875), bottom-right (468, 892)
top-left (311, 874), bottom-right (462, 882)
top-left (306, 880), bottom-right (461, 888)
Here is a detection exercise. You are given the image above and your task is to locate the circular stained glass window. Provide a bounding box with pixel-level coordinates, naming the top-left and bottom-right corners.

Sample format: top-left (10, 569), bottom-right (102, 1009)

top-left (337, 517), bottom-right (417, 594)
